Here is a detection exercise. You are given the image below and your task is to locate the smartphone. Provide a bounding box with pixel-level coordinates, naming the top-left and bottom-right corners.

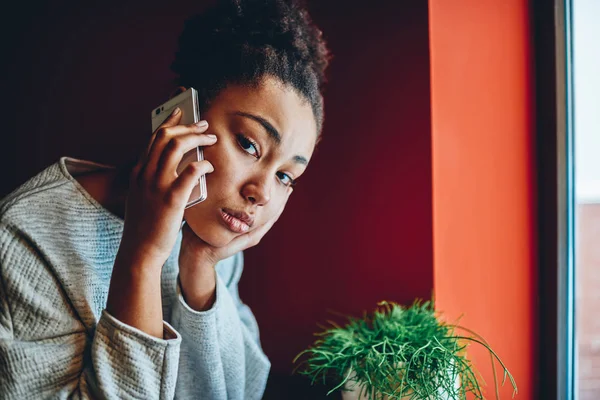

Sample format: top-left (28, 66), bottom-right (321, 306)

top-left (151, 88), bottom-right (207, 208)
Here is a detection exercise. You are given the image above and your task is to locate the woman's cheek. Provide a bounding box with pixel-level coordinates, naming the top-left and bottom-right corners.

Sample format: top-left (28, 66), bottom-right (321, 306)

top-left (270, 196), bottom-right (287, 219)
top-left (204, 143), bottom-right (238, 188)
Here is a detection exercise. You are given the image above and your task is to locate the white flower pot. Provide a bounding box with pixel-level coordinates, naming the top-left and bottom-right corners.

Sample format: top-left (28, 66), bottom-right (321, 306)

top-left (341, 375), bottom-right (410, 400)
top-left (341, 366), bottom-right (460, 400)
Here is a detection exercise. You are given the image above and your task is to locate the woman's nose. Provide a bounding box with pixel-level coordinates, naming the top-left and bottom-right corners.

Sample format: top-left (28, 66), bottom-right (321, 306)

top-left (241, 180), bottom-right (271, 206)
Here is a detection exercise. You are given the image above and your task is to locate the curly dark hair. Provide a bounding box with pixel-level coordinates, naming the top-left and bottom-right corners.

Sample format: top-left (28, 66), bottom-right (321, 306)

top-left (169, 0), bottom-right (331, 136)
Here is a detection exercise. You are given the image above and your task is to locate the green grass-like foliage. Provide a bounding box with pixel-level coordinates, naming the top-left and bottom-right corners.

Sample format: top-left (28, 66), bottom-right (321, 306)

top-left (293, 300), bottom-right (517, 400)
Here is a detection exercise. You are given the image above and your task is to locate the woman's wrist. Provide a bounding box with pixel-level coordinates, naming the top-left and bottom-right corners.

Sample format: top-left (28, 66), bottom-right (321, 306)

top-left (178, 222), bottom-right (220, 311)
top-left (178, 243), bottom-right (218, 311)
top-left (178, 266), bottom-right (217, 311)
top-left (114, 249), bottom-right (165, 275)
top-left (107, 249), bottom-right (166, 338)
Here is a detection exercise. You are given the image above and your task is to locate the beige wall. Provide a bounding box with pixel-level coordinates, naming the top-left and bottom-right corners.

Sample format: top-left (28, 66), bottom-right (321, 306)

top-left (577, 203), bottom-right (600, 399)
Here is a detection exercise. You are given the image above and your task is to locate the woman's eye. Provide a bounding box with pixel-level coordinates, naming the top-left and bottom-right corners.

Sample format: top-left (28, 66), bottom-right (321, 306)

top-left (236, 134), bottom-right (259, 158)
top-left (277, 172), bottom-right (295, 187)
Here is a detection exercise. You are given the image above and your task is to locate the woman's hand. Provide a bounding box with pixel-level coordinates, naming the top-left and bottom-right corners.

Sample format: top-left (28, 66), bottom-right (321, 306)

top-left (119, 107), bottom-right (217, 269)
top-left (178, 188), bottom-right (292, 311)
top-left (106, 107), bottom-right (217, 337)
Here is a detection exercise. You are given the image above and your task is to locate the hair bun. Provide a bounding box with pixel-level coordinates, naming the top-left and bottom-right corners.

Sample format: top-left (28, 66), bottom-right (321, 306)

top-left (170, 0), bottom-right (331, 133)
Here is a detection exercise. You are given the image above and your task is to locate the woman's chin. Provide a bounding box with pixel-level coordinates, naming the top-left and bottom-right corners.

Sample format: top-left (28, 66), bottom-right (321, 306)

top-left (204, 233), bottom-right (235, 248)
top-left (186, 223), bottom-right (236, 248)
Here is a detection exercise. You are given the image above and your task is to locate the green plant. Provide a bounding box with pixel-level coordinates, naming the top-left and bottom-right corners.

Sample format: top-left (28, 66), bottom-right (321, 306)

top-left (293, 300), bottom-right (517, 400)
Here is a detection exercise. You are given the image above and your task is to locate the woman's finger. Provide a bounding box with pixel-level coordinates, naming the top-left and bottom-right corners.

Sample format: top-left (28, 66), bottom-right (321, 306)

top-left (143, 108), bottom-right (183, 165)
top-left (153, 120), bottom-right (209, 138)
top-left (155, 131), bottom-right (217, 187)
top-left (136, 108), bottom-right (184, 180)
top-left (143, 121), bottom-right (209, 181)
top-left (170, 160), bottom-right (214, 205)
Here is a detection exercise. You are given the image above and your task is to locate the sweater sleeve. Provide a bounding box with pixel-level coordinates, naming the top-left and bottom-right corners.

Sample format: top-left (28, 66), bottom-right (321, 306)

top-left (90, 311), bottom-right (182, 399)
top-left (170, 251), bottom-right (271, 400)
top-left (0, 223), bottom-right (183, 400)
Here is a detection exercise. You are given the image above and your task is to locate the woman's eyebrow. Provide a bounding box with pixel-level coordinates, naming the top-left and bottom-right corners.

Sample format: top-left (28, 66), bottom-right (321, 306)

top-left (293, 155), bottom-right (308, 166)
top-left (233, 111), bottom-right (309, 166)
top-left (233, 111), bottom-right (281, 145)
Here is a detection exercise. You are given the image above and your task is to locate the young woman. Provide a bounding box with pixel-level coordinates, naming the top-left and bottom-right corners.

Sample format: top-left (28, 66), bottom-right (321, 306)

top-left (0, 0), bottom-right (330, 398)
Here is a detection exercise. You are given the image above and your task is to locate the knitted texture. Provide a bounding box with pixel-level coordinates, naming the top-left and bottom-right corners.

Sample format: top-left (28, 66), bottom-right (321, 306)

top-left (0, 157), bottom-right (270, 399)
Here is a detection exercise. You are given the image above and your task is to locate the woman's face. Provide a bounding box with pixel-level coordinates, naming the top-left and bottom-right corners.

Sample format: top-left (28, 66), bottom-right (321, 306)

top-left (183, 76), bottom-right (318, 247)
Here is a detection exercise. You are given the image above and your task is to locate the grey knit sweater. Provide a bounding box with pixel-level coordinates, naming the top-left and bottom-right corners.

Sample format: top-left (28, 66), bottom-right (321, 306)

top-left (0, 157), bottom-right (270, 399)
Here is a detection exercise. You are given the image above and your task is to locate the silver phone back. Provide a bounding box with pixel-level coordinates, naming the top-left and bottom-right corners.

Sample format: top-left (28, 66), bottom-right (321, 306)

top-left (150, 88), bottom-right (207, 207)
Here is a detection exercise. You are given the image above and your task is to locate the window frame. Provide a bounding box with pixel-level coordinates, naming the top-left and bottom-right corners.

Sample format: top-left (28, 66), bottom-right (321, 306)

top-left (534, 0), bottom-right (575, 398)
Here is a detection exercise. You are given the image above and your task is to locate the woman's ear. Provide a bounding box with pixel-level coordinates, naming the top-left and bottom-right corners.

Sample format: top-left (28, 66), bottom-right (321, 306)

top-left (169, 86), bottom-right (188, 99)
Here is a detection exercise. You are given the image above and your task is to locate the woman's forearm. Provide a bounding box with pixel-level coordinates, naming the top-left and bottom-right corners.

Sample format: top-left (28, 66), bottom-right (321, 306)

top-left (106, 250), bottom-right (165, 338)
top-left (178, 253), bottom-right (217, 312)
top-left (102, 107), bottom-right (216, 339)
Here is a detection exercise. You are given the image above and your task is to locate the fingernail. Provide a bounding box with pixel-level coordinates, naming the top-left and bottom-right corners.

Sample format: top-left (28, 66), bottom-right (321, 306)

top-left (195, 120), bottom-right (208, 127)
top-left (172, 107), bottom-right (181, 115)
top-left (206, 134), bottom-right (217, 140)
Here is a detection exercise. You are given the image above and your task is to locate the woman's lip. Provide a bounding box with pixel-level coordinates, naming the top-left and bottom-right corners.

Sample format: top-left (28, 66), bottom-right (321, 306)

top-left (219, 209), bottom-right (250, 233)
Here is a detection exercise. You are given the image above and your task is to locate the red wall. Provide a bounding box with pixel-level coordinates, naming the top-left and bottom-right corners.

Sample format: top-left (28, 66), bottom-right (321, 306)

top-left (242, 1), bottom-right (433, 372)
top-left (1, 0), bottom-right (433, 377)
top-left (429, 1), bottom-right (536, 398)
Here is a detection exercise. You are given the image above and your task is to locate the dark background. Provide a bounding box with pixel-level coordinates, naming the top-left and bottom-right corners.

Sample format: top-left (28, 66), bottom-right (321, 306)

top-left (0, 1), bottom-right (432, 398)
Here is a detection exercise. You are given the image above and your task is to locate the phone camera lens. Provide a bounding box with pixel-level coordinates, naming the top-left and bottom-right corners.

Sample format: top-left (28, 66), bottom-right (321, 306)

top-left (155, 109), bottom-right (161, 115)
